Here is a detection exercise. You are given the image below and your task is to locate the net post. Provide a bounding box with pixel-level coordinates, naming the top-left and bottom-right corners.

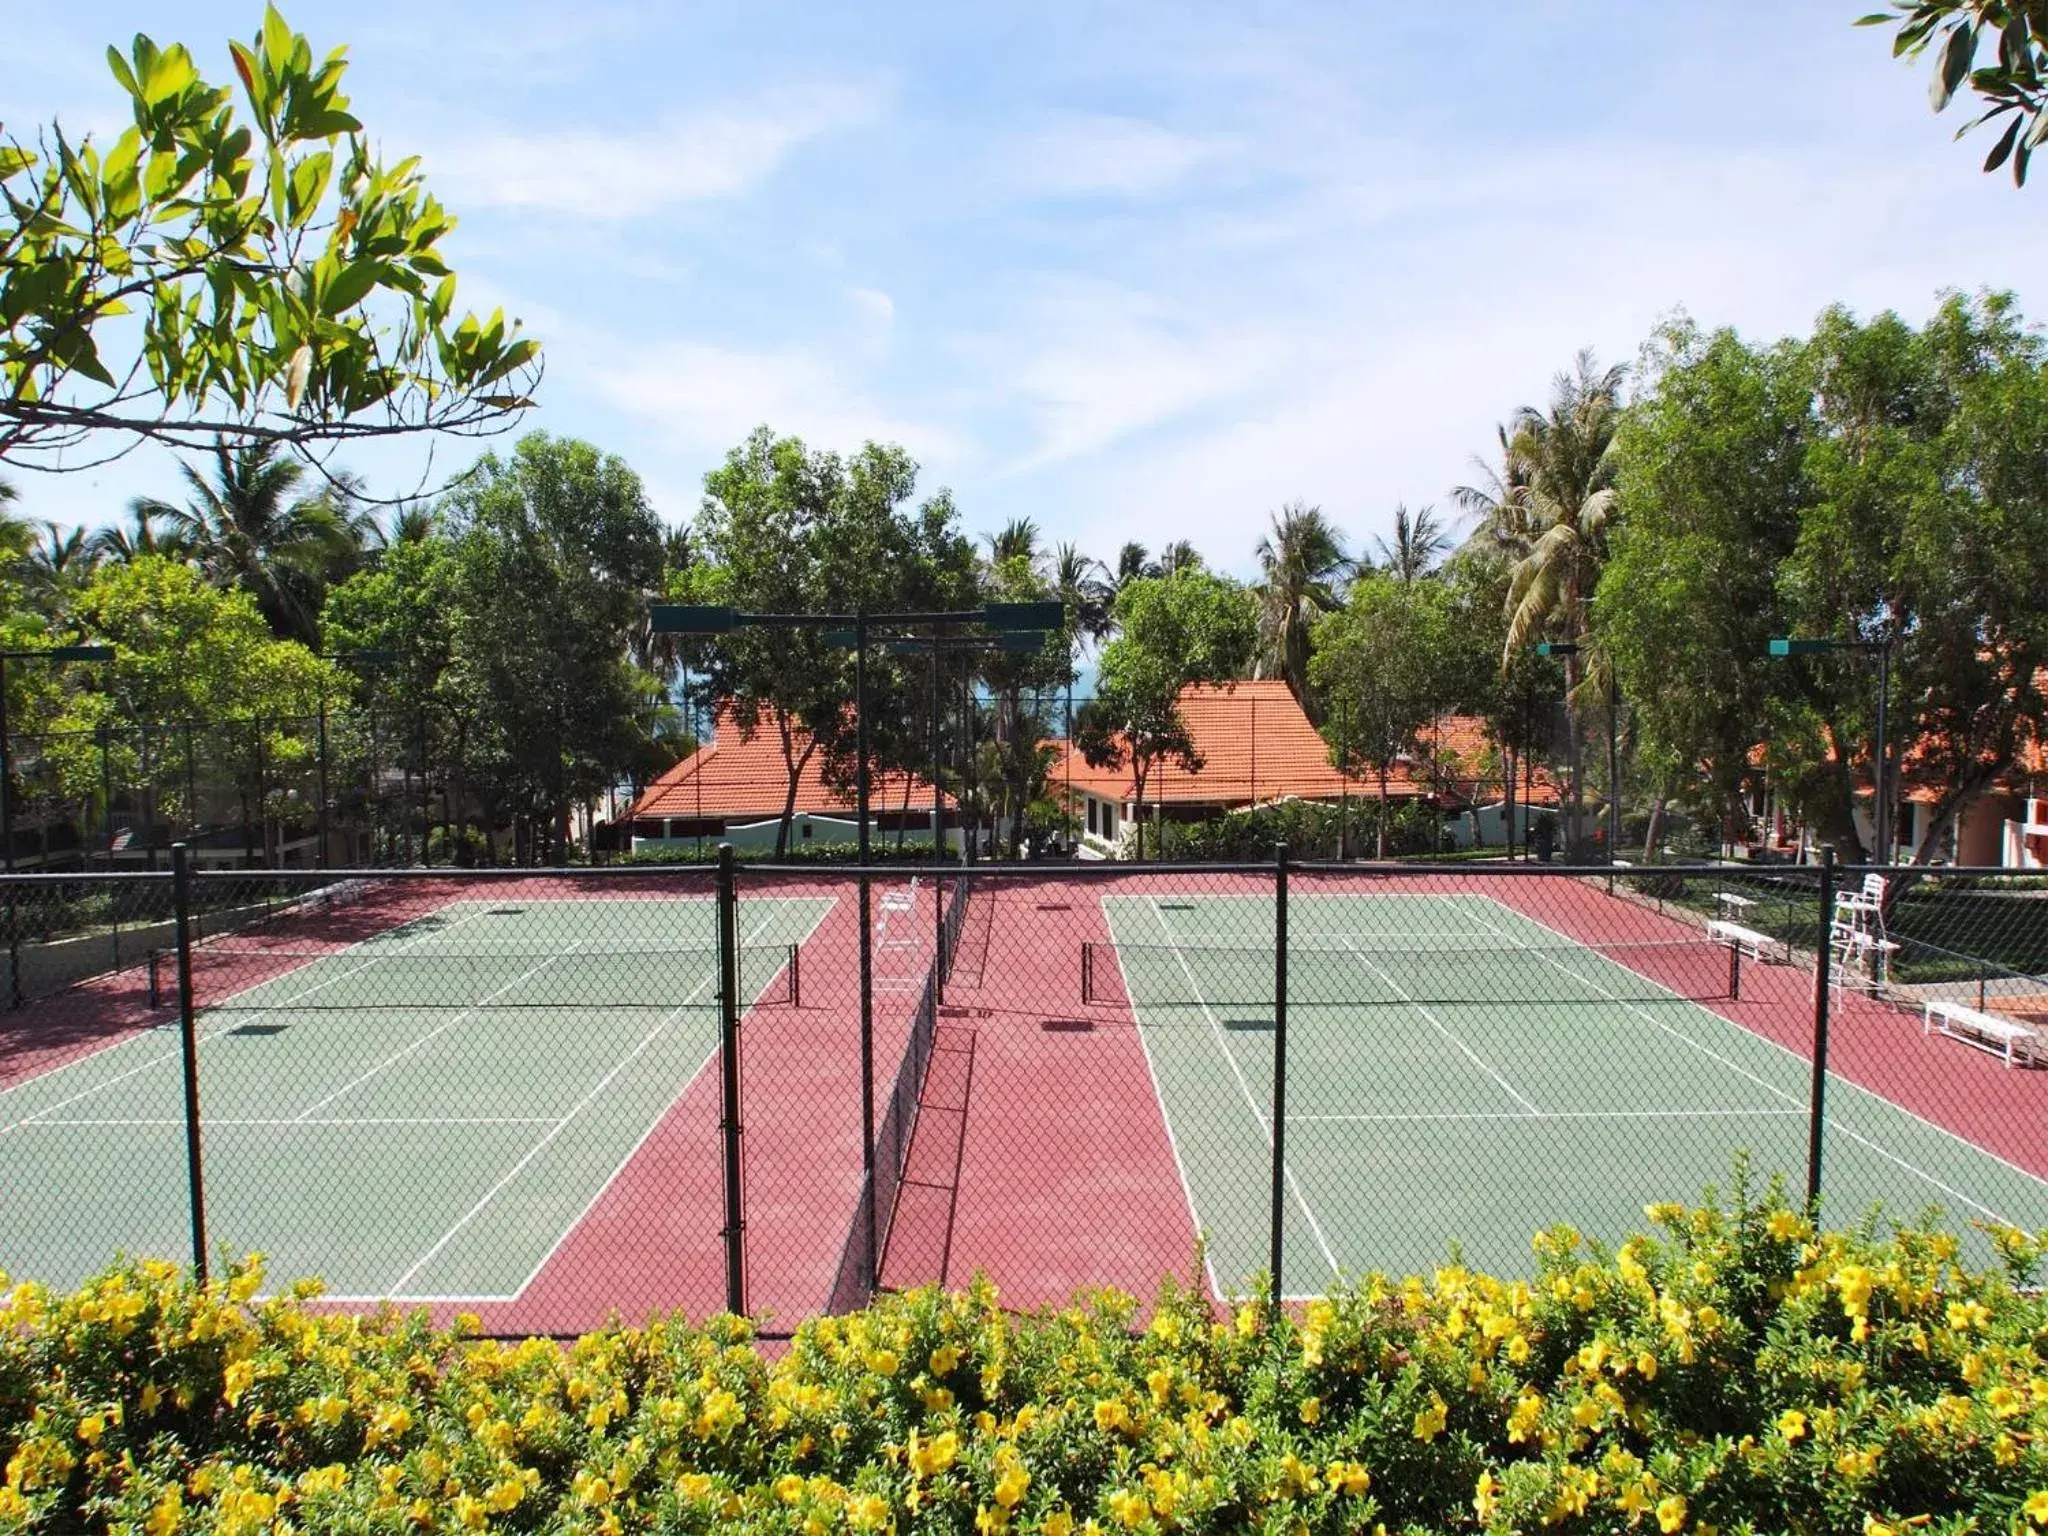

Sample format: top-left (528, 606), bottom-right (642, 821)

top-left (789, 942), bottom-right (801, 1008)
top-left (1082, 942), bottom-right (1093, 1005)
top-left (171, 843), bottom-right (209, 1286)
top-left (715, 843), bottom-right (747, 1317)
top-left (1728, 939), bottom-right (1740, 1002)
top-left (1269, 842), bottom-right (1290, 1304)
top-left (149, 948), bottom-right (162, 1010)
top-left (1806, 847), bottom-right (1834, 1213)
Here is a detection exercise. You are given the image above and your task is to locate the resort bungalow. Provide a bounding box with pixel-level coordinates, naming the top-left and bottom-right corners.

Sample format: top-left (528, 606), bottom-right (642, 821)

top-left (622, 705), bottom-right (956, 854)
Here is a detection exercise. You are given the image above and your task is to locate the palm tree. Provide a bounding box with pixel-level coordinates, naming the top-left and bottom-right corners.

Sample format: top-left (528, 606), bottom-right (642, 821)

top-left (1373, 503), bottom-right (1449, 584)
top-left (1500, 350), bottom-right (1625, 660)
top-left (1252, 501), bottom-right (1349, 716)
top-left (1450, 421), bottom-right (1537, 558)
top-left (23, 521), bottom-right (98, 613)
top-left (1157, 540), bottom-right (1203, 576)
top-left (0, 477), bottom-right (31, 569)
top-left (1495, 349), bottom-right (1627, 851)
top-left (984, 517), bottom-right (1043, 574)
top-left (1051, 543), bottom-right (1112, 642)
top-left (136, 439), bottom-right (357, 645)
top-left (90, 503), bottom-right (190, 565)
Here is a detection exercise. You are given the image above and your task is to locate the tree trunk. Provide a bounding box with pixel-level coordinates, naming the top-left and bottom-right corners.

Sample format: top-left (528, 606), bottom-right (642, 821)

top-left (1643, 793), bottom-right (1667, 862)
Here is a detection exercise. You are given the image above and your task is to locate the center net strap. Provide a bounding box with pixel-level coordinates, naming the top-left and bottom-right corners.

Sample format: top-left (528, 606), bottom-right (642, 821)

top-left (1082, 937), bottom-right (1744, 1008)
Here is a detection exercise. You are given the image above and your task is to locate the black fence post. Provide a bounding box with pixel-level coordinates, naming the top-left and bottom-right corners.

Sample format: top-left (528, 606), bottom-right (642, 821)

top-left (1806, 846), bottom-right (1835, 1212)
top-left (171, 842), bottom-right (209, 1285)
top-left (715, 843), bottom-right (746, 1317)
top-left (858, 867), bottom-right (877, 1299)
top-left (1270, 842), bottom-right (1290, 1301)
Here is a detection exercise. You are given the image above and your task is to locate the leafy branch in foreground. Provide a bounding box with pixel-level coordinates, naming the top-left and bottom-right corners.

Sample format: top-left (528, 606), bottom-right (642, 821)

top-left (0, 5), bottom-right (542, 474)
top-left (1861, 1), bottom-right (2048, 183)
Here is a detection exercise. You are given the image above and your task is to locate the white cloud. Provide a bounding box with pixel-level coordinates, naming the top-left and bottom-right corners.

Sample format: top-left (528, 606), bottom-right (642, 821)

top-left (1008, 111), bottom-right (1219, 198)
top-left (587, 337), bottom-right (959, 466)
top-left (850, 287), bottom-right (896, 327)
top-left (990, 280), bottom-right (1278, 471)
top-left (426, 83), bottom-right (879, 218)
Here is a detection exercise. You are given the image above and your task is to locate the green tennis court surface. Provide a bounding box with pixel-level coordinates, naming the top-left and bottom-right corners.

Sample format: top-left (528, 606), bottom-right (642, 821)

top-left (1103, 892), bottom-right (2048, 1293)
top-left (0, 896), bottom-right (829, 1296)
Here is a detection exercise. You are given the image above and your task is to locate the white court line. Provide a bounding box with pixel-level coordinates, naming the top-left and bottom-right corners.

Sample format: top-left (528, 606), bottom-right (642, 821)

top-left (0, 904), bottom-right (496, 1132)
top-left (288, 942), bottom-right (589, 1120)
top-left (21, 1116), bottom-right (562, 1128)
top-left (381, 900), bottom-right (806, 1296)
top-left (1102, 900), bottom-right (1222, 1301)
top-left (1446, 893), bottom-right (2030, 1225)
top-left (501, 898), bottom-right (832, 1298)
top-left (1334, 933), bottom-right (1540, 1115)
top-left (1289, 1108), bottom-right (1808, 1124)
top-left (1149, 898), bottom-right (1342, 1281)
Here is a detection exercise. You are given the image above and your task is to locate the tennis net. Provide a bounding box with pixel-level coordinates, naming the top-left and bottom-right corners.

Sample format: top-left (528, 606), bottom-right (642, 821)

top-left (150, 942), bottom-right (801, 1011)
top-left (1082, 935), bottom-right (1752, 1009)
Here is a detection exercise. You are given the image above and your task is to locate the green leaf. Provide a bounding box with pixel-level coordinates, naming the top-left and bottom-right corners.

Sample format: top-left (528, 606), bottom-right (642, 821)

top-left (1983, 112), bottom-right (2022, 171)
top-left (1932, 20), bottom-right (1976, 111)
top-left (104, 43), bottom-right (142, 99)
top-left (322, 257), bottom-right (381, 315)
top-left (0, 146), bottom-right (37, 179)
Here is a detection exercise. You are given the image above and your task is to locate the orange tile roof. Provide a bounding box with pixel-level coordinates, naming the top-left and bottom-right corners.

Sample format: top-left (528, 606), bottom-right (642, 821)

top-left (626, 705), bottom-right (949, 821)
top-left (1045, 682), bottom-right (1546, 807)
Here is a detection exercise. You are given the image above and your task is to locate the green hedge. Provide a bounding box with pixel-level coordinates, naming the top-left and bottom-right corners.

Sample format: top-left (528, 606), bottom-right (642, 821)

top-left (3, 1180), bottom-right (2045, 1533)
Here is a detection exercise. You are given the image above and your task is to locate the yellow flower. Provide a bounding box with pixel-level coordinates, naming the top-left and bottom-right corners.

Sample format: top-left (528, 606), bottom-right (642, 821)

top-left (1108, 1487), bottom-right (1150, 1528)
top-left (1298, 1396), bottom-right (1321, 1425)
top-left (1043, 1513), bottom-right (1074, 1536)
top-left (1767, 1210), bottom-right (1805, 1241)
top-left (2024, 1491), bottom-right (2048, 1526)
top-left (909, 1428), bottom-right (959, 1477)
top-left (144, 1489), bottom-right (182, 1536)
top-left (1776, 1409), bottom-right (1806, 1442)
top-left (1235, 1302), bottom-right (1260, 1337)
top-left (1474, 1469), bottom-right (1498, 1521)
top-left (1329, 1461), bottom-right (1370, 1497)
top-left (993, 1452), bottom-right (1030, 1509)
top-left (848, 1491), bottom-right (892, 1531)
top-left (1656, 1494), bottom-right (1688, 1533)
top-left (1636, 1350), bottom-right (1659, 1381)
top-left (930, 1345), bottom-right (961, 1377)
top-left (1093, 1399), bottom-right (1128, 1435)
top-left (1835, 1447), bottom-right (1879, 1479)
top-left (1413, 1391), bottom-right (1448, 1441)
top-left (76, 1415), bottom-right (104, 1445)
top-left (1507, 1390), bottom-right (1543, 1443)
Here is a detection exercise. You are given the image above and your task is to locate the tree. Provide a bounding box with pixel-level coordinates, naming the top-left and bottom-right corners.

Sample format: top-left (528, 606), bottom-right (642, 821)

top-left (0, 7), bottom-right (540, 472)
top-left (1598, 321), bottom-right (1814, 856)
top-left (984, 517), bottom-right (1043, 572)
top-left (58, 556), bottom-right (333, 861)
top-left (22, 522), bottom-right (98, 618)
top-left (685, 427), bottom-right (978, 856)
top-left (136, 438), bottom-right (356, 645)
top-left (1252, 500), bottom-right (1349, 718)
top-left (89, 503), bottom-right (190, 565)
top-left (1051, 543), bottom-right (1112, 643)
top-left (1863, 2), bottom-right (2048, 184)
top-left (1078, 571), bottom-right (1256, 858)
top-left (1497, 350), bottom-right (1626, 849)
top-left (1310, 573), bottom-right (1461, 857)
top-left (1373, 503), bottom-right (1449, 584)
top-left (437, 433), bottom-right (666, 863)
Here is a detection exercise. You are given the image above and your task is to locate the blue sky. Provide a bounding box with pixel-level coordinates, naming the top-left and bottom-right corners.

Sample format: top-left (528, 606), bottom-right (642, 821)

top-left (5, 2), bottom-right (2041, 578)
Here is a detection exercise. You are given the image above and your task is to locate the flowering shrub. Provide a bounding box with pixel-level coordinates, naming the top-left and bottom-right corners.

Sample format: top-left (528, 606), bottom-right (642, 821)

top-left (5, 1181), bottom-right (2048, 1534)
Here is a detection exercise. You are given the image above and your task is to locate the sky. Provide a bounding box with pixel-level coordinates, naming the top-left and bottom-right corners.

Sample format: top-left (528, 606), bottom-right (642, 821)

top-left (4, 1), bottom-right (2043, 579)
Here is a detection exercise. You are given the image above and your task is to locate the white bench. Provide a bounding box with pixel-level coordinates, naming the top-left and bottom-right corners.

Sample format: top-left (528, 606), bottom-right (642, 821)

top-left (1715, 891), bottom-right (1757, 920)
top-left (1924, 997), bottom-right (2039, 1069)
top-left (1705, 918), bottom-right (1778, 961)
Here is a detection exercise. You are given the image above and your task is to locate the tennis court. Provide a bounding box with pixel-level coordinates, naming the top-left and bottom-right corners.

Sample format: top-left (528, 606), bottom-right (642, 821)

top-left (0, 894), bottom-right (830, 1298)
top-left (1098, 890), bottom-right (2048, 1291)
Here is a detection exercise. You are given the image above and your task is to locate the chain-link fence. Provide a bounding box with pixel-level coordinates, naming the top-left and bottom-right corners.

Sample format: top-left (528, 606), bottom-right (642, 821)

top-left (4, 852), bottom-right (2046, 1335)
